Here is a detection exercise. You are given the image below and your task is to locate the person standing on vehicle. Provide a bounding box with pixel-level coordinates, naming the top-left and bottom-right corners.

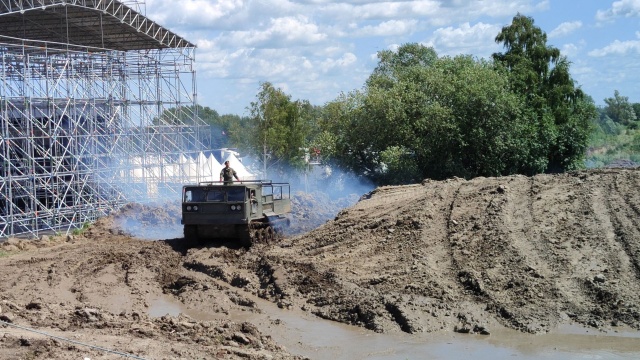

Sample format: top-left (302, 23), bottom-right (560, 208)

top-left (220, 160), bottom-right (241, 185)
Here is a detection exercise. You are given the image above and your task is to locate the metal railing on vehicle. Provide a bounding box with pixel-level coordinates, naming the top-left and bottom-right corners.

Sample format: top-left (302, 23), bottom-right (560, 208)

top-left (198, 179), bottom-right (275, 186)
top-left (192, 180), bottom-right (290, 199)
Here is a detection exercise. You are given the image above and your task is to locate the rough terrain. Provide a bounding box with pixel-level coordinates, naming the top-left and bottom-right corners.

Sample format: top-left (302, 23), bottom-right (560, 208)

top-left (1, 168), bottom-right (640, 359)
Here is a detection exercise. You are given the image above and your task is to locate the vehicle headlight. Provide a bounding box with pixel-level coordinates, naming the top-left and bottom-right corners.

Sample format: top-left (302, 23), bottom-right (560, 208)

top-left (186, 205), bottom-right (192, 211)
top-left (193, 205), bottom-right (198, 211)
top-left (231, 205), bottom-right (236, 210)
top-left (236, 205), bottom-right (242, 211)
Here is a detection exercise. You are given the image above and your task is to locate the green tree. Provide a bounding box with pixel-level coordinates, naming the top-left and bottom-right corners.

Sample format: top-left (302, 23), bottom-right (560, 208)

top-left (604, 90), bottom-right (637, 126)
top-left (330, 43), bottom-right (541, 183)
top-left (492, 13), bottom-right (597, 172)
top-left (368, 44), bottom-right (438, 89)
top-left (391, 54), bottom-right (539, 180)
top-left (153, 104), bottom-right (203, 126)
top-left (243, 82), bottom-right (312, 175)
top-left (632, 103), bottom-right (640, 121)
top-left (322, 91), bottom-right (377, 177)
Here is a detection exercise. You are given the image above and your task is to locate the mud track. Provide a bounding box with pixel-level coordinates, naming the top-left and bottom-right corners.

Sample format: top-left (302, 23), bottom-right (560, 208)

top-left (210, 169), bottom-right (640, 335)
top-left (1, 168), bottom-right (640, 359)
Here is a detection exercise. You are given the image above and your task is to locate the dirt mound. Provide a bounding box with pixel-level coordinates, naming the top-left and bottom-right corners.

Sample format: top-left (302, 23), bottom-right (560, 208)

top-left (605, 159), bottom-right (640, 169)
top-left (2, 168), bottom-right (640, 358)
top-left (0, 234), bottom-right (303, 359)
top-left (288, 191), bottom-right (360, 235)
top-left (111, 201), bottom-right (184, 240)
top-left (195, 169), bottom-right (640, 335)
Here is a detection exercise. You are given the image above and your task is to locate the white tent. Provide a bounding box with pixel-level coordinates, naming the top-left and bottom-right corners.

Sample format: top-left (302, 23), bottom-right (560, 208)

top-left (223, 153), bottom-right (255, 180)
top-left (117, 151), bottom-right (255, 184)
top-left (196, 152), bottom-right (211, 182)
top-left (217, 148), bottom-right (240, 163)
top-left (207, 154), bottom-right (222, 171)
top-left (204, 154), bottom-right (222, 182)
top-left (180, 154), bottom-right (198, 178)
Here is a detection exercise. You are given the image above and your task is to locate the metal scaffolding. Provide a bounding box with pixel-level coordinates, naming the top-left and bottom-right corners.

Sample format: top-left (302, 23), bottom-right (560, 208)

top-left (1, 0), bottom-right (210, 238)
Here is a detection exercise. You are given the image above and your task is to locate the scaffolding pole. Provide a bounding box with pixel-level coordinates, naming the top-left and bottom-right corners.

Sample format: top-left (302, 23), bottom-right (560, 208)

top-left (0, 34), bottom-right (207, 238)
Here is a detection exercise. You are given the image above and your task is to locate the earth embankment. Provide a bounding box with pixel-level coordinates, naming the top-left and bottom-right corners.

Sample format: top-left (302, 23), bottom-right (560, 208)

top-left (213, 169), bottom-right (640, 334)
top-left (1, 168), bottom-right (640, 359)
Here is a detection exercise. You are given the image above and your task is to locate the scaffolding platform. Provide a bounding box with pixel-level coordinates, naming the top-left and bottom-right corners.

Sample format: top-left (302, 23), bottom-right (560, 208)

top-left (1, 0), bottom-right (211, 238)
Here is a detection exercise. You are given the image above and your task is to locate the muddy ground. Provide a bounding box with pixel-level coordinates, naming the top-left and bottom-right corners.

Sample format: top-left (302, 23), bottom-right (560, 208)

top-left (1, 168), bottom-right (640, 359)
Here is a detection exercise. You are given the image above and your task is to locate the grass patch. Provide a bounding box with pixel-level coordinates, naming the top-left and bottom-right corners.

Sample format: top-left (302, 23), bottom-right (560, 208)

top-left (586, 123), bottom-right (640, 168)
top-left (0, 249), bottom-right (8, 258)
top-left (71, 222), bottom-right (91, 235)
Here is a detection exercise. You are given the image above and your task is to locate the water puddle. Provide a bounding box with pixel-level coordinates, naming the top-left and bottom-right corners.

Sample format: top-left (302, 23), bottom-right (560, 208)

top-left (148, 294), bottom-right (640, 359)
top-left (147, 297), bottom-right (182, 318)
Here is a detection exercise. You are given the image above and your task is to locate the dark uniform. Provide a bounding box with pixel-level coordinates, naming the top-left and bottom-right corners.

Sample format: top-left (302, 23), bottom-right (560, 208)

top-left (220, 166), bottom-right (238, 185)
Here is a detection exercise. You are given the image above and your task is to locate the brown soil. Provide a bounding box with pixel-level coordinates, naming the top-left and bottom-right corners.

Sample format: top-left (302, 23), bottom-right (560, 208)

top-left (2, 168), bottom-right (640, 359)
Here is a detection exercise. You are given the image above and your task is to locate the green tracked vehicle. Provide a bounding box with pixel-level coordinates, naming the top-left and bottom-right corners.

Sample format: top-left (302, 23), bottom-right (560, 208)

top-left (181, 180), bottom-right (291, 246)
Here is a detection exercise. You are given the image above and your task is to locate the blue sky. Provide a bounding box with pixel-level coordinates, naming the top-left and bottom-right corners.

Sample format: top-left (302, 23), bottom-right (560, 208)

top-left (145, 0), bottom-right (640, 116)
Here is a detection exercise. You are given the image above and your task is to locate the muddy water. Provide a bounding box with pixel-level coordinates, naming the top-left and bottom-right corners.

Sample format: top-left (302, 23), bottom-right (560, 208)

top-left (149, 296), bottom-right (640, 359)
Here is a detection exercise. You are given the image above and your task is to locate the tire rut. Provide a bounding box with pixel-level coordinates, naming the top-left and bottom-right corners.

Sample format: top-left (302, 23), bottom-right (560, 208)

top-left (609, 171), bottom-right (640, 277)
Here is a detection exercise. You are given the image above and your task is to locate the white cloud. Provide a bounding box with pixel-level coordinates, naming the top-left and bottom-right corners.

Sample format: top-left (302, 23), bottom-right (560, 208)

top-left (141, 0), bottom-right (639, 115)
top-left (424, 0), bottom-right (549, 26)
top-left (197, 47), bottom-right (255, 78)
top-left (146, 0), bottom-right (248, 29)
top-left (424, 22), bottom-right (503, 57)
top-left (319, 52), bottom-right (358, 74)
top-left (195, 41), bottom-right (358, 82)
top-left (270, 16), bottom-right (328, 43)
top-left (549, 21), bottom-right (582, 38)
top-left (588, 39), bottom-right (640, 57)
top-left (355, 19), bottom-right (419, 37)
top-left (596, 0), bottom-right (640, 22)
top-left (247, 0), bottom-right (548, 29)
top-left (561, 43), bottom-right (580, 58)
top-left (348, 1), bottom-right (440, 20)
top-left (146, 0), bottom-right (550, 44)
top-left (219, 16), bottom-right (327, 48)
top-left (570, 64), bottom-right (595, 77)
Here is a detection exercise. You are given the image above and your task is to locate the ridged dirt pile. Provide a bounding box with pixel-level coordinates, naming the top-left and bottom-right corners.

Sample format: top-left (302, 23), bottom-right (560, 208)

top-left (1, 168), bottom-right (640, 359)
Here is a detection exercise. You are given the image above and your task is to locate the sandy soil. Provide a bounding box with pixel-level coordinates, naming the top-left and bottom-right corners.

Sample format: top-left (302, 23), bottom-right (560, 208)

top-left (2, 168), bottom-right (640, 359)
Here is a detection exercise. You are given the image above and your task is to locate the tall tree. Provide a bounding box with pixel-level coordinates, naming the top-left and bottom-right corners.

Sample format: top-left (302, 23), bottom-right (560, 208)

top-left (331, 43), bottom-right (542, 183)
top-left (242, 82), bottom-right (311, 176)
top-left (368, 44), bottom-right (438, 89)
top-left (604, 90), bottom-right (637, 126)
top-left (632, 103), bottom-right (640, 121)
top-left (493, 14), bottom-right (596, 172)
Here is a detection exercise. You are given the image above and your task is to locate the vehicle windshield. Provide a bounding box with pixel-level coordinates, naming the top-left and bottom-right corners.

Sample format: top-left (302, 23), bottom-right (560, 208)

top-left (184, 188), bottom-right (204, 202)
top-left (206, 190), bottom-right (225, 202)
top-left (227, 188), bottom-right (245, 202)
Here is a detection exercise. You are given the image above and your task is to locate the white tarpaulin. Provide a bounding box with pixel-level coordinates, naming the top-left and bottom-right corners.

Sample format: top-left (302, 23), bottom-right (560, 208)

top-left (119, 151), bottom-right (253, 182)
top-left (180, 154), bottom-right (197, 178)
top-left (222, 153), bottom-right (254, 180)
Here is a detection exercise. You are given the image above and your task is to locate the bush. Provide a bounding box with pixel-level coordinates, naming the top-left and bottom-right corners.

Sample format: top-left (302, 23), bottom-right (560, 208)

top-left (378, 146), bottom-right (420, 185)
top-left (71, 222), bottom-right (91, 235)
